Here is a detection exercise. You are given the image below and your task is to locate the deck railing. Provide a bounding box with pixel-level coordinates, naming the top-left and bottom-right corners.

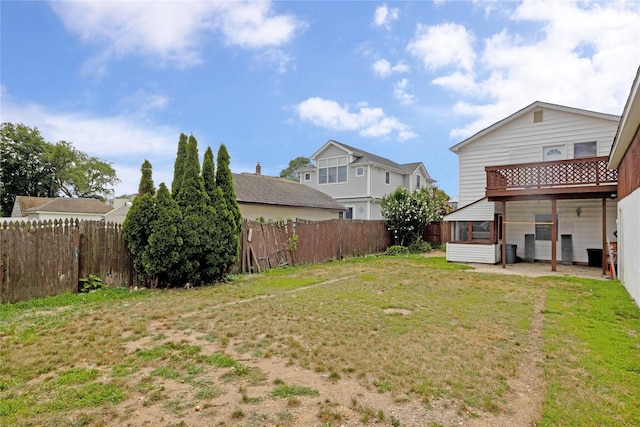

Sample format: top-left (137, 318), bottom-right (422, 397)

top-left (486, 156), bottom-right (617, 192)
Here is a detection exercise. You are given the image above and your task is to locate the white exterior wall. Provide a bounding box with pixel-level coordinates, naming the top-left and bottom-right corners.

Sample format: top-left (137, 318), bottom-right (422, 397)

top-left (502, 199), bottom-right (617, 263)
top-left (447, 243), bottom-right (498, 264)
top-left (456, 108), bottom-right (619, 207)
top-left (239, 204), bottom-right (341, 222)
top-left (26, 213), bottom-right (106, 222)
top-left (618, 190), bottom-right (640, 305)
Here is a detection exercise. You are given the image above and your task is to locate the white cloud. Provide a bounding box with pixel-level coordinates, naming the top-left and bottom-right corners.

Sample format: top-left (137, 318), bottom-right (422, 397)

top-left (373, 4), bottom-right (399, 28)
top-left (50, 1), bottom-right (306, 72)
top-left (1, 93), bottom-right (179, 195)
top-left (419, 1), bottom-right (640, 140)
top-left (393, 79), bottom-right (416, 105)
top-left (372, 59), bottom-right (409, 78)
top-left (295, 97), bottom-right (417, 140)
top-left (407, 22), bottom-right (476, 72)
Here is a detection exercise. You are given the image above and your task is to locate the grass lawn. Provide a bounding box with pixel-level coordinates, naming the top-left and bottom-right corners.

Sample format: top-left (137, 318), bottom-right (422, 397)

top-left (1, 255), bottom-right (638, 426)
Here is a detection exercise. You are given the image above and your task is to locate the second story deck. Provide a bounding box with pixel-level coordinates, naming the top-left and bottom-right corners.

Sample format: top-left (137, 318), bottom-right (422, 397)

top-left (485, 156), bottom-right (617, 201)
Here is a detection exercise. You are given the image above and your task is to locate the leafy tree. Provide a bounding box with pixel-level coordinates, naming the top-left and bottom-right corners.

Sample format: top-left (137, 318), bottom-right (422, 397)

top-left (215, 144), bottom-right (242, 232)
top-left (46, 140), bottom-right (119, 200)
top-left (381, 186), bottom-right (452, 246)
top-left (171, 133), bottom-right (188, 198)
top-left (0, 123), bottom-right (57, 216)
top-left (279, 156), bottom-right (311, 181)
top-left (138, 159), bottom-right (155, 196)
top-left (142, 183), bottom-right (183, 287)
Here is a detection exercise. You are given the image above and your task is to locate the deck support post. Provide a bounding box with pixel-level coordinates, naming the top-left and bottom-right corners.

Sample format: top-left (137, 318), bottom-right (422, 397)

top-left (551, 199), bottom-right (557, 272)
top-left (602, 198), bottom-right (607, 276)
top-left (502, 201), bottom-right (507, 269)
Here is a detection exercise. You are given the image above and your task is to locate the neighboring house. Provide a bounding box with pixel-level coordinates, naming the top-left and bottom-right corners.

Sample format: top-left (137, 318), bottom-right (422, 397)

top-left (233, 167), bottom-right (346, 221)
top-left (10, 196), bottom-right (114, 222)
top-left (608, 66), bottom-right (640, 306)
top-left (299, 140), bottom-right (435, 220)
top-left (444, 101), bottom-right (620, 273)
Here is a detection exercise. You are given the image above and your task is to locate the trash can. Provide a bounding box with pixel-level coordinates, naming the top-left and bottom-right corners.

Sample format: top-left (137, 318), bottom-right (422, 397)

top-left (506, 244), bottom-right (517, 264)
top-left (586, 248), bottom-right (602, 267)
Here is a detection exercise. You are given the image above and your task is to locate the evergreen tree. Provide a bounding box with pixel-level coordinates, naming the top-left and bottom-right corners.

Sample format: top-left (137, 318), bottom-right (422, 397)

top-left (212, 186), bottom-right (239, 276)
top-left (215, 144), bottom-right (242, 232)
top-left (138, 159), bottom-right (155, 196)
top-left (123, 160), bottom-right (158, 285)
top-left (171, 133), bottom-right (188, 198)
top-left (176, 135), bottom-right (218, 283)
top-left (142, 183), bottom-right (183, 287)
top-left (202, 146), bottom-right (217, 203)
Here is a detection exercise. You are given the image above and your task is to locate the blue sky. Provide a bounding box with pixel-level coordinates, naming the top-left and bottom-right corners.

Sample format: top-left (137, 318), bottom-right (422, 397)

top-left (2, 1), bottom-right (639, 198)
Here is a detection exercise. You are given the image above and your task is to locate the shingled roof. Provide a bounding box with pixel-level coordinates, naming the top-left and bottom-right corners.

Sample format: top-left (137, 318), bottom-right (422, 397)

top-left (233, 173), bottom-right (346, 211)
top-left (13, 196), bottom-right (113, 216)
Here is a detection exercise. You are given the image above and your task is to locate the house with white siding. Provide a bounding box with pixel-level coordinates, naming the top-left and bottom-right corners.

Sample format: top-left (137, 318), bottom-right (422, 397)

top-left (299, 140), bottom-right (434, 220)
top-left (608, 66), bottom-right (640, 306)
top-left (444, 101), bottom-right (620, 273)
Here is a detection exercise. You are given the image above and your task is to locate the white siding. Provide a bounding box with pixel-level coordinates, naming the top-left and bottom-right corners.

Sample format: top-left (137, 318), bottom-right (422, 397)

top-left (502, 199), bottom-right (617, 263)
top-left (618, 190), bottom-right (640, 306)
top-left (456, 107), bottom-right (619, 207)
top-left (447, 243), bottom-right (498, 264)
top-left (444, 198), bottom-right (496, 221)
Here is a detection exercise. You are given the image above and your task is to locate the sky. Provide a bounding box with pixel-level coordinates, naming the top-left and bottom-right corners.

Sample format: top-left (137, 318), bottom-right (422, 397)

top-left (1, 1), bottom-right (639, 199)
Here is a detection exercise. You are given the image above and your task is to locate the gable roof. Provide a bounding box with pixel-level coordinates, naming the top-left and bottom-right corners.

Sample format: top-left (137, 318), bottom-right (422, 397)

top-left (609, 66), bottom-right (640, 169)
top-left (233, 173), bottom-right (346, 211)
top-left (311, 139), bottom-right (433, 179)
top-left (17, 197), bottom-right (113, 216)
top-left (11, 196), bottom-right (56, 217)
top-left (450, 101), bottom-right (621, 153)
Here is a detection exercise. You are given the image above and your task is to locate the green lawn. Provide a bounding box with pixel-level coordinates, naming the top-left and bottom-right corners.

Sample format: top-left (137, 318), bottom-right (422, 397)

top-left (1, 255), bottom-right (638, 426)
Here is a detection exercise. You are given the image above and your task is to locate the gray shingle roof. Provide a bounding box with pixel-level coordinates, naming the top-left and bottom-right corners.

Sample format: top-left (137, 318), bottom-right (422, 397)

top-left (23, 197), bottom-right (113, 215)
top-left (233, 173), bottom-right (346, 211)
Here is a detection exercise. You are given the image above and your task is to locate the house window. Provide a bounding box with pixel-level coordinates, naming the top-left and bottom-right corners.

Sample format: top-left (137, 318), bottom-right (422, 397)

top-left (543, 145), bottom-right (565, 161)
top-left (535, 214), bottom-right (558, 241)
top-left (318, 156), bottom-right (348, 184)
top-left (573, 141), bottom-right (597, 159)
top-left (416, 175), bottom-right (421, 189)
top-left (385, 171), bottom-right (390, 184)
top-left (304, 173), bottom-right (311, 181)
top-left (339, 207), bottom-right (353, 219)
top-left (356, 167), bottom-right (364, 177)
top-left (450, 221), bottom-right (493, 244)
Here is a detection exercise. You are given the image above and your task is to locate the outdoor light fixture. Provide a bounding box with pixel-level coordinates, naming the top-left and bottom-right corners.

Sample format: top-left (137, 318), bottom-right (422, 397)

top-left (576, 207), bottom-right (582, 217)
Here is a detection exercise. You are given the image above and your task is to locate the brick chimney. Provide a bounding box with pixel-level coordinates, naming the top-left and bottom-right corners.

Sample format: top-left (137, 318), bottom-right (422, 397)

top-left (255, 162), bottom-right (261, 175)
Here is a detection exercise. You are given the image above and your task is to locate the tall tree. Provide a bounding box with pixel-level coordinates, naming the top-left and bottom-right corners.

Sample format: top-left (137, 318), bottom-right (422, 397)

top-left (202, 146), bottom-right (217, 203)
top-left (0, 123), bottom-right (57, 216)
top-left (176, 135), bottom-right (218, 283)
top-left (123, 160), bottom-right (159, 285)
top-left (171, 133), bottom-right (188, 198)
top-left (46, 141), bottom-right (119, 200)
top-left (138, 159), bottom-right (155, 196)
top-left (142, 183), bottom-right (183, 287)
top-left (279, 156), bottom-right (311, 181)
top-left (215, 144), bottom-right (242, 232)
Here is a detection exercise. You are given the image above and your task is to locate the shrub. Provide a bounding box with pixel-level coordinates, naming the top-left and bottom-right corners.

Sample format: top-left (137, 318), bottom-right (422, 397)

top-left (384, 245), bottom-right (410, 256)
top-left (408, 238), bottom-right (432, 254)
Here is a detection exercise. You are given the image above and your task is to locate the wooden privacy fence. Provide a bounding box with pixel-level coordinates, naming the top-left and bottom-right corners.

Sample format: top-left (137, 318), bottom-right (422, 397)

top-left (239, 218), bottom-right (391, 273)
top-left (1, 218), bottom-right (392, 302)
top-left (0, 219), bottom-right (134, 304)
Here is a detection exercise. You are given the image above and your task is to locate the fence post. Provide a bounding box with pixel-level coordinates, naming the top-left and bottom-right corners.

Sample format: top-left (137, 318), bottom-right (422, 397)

top-left (72, 223), bottom-right (80, 290)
